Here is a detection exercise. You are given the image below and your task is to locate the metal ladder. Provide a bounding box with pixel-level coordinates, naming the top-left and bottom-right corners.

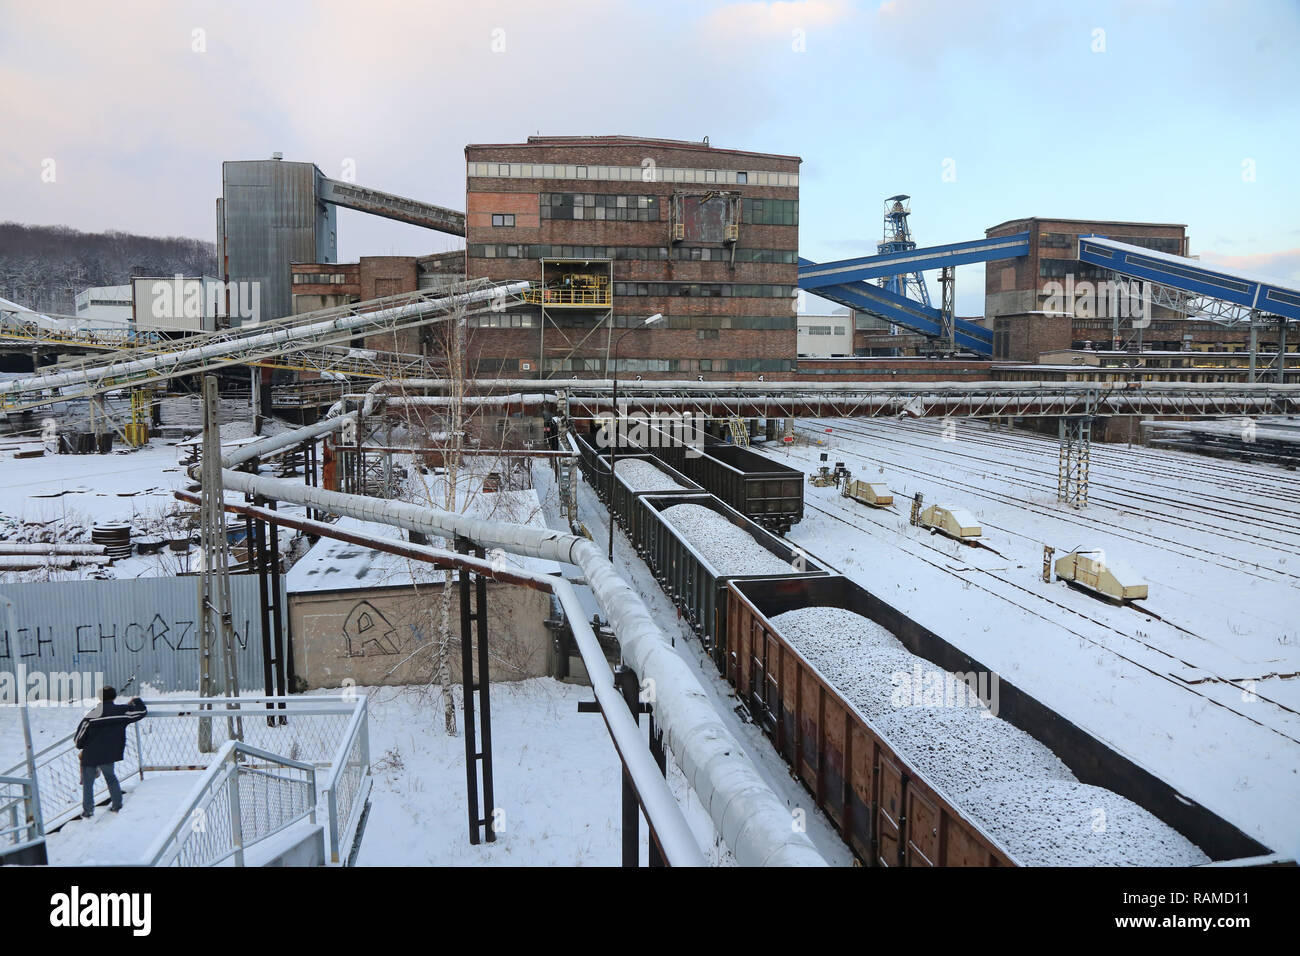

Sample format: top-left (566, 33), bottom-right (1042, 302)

top-left (455, 537), bottom-right (496, 845)
top-left (727, 417), bottom-right (750, 446)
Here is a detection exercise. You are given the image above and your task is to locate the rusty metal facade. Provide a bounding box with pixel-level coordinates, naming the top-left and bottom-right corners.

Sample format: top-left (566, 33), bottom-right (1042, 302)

top-left (220, 159), bottom-right (337, 325)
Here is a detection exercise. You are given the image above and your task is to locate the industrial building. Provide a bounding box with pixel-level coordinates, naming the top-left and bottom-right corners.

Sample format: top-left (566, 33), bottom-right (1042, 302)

top-left (982, 217), bottom-right (1263, 360)
top-left (217, 154), bottom-right (464, 327)
top-left (463, 135), bottom-right (801, 379)
top-left (796, 312), bottom-right (853, 358)
top-left (73, 284), bottom-right (133, 326)
top-left (290, 252), bottom-right (464, 353)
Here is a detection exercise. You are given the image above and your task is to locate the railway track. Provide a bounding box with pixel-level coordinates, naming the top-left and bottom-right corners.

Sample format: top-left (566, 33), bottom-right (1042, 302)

top-left (802, 498), bottom-right (1300, 745)
top-left (867, 417), bottom-right (1300, 529)
top-left (805, 420), bottom-right (1300, 584)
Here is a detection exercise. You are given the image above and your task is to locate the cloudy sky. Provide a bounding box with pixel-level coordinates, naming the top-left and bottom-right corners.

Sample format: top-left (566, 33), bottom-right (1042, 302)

top-left (1, 0), bottom-right (1296, 314)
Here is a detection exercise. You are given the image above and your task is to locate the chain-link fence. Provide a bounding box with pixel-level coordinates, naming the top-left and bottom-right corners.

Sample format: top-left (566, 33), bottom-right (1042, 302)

top-left (146, 740), bottom-right (317, 867)
top-left (324, 702), bottom-right (370, 864)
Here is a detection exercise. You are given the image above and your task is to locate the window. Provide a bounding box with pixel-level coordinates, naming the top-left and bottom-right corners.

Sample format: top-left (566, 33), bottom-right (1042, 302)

top-left (491, 213), bottom-right (515, 227)
top-left (742, 198), bottom-right (798, 225)
top-left (736, 171), bottom-right (747, 184)
top-left (697, 329), bottom-right (719, 340)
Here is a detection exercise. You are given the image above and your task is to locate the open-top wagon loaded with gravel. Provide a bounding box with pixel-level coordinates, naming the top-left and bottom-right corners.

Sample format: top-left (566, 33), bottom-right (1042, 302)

top-left (636, 494), bottom-right (827, 667)
top-left (724, 574), bottom-right (1278, 867)
top-left (599, 453), bottom-right (704, 549)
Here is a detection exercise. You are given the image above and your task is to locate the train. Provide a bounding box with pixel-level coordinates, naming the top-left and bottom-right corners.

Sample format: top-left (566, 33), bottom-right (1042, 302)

top-left (570, 424), bottom-right (804, 532)
top-left (580, 426), bottom-right (1277, 867)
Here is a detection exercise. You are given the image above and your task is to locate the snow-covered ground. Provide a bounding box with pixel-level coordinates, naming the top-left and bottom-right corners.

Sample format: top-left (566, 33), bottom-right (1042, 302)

top-left (0, 395), bottom-right (296, 582)
top-left (8, 408), bottom-right (1293, 864)
top-left (0, 678), bottom-right (737, 867)
top-left (764, 418), bottom-right (1300, 859)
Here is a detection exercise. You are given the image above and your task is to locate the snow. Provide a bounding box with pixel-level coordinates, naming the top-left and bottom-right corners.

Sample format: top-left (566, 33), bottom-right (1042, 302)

top-left (45, 771), bottom-right (204, 866)
top-left (614, 458), bottom-right (686, 493)
top-left (0, 681), bottom-right (738, 867)
top-left (778, 417), bottom-right (1300, 858)
top-left (284, 488), bottom-right (560, 594)
top-left (873, 705), bottom-right (1076, 799)
top-left (660, 503), bottom-right (793, 577)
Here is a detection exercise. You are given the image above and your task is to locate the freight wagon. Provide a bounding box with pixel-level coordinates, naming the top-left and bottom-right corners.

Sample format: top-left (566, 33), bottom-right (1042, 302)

top-left (724, 575), bottom-right (1276, 867)
top-left (676, 443), bottom-right (805, 533)
top-left (600, 453), bottom-right (703, 547)
top-left (636, 493), bottom-right (828, 667)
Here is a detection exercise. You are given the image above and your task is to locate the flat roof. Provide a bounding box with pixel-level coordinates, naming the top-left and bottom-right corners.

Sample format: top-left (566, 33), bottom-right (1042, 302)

top-left (986, 216), bottom-right (1187, 235)
top-left (466, 135), bottom-right (801, 163)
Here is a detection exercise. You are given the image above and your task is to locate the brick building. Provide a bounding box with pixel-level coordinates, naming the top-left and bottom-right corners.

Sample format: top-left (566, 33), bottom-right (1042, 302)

top-left (983, 217), bottom-right (1257, 361)
top-left (463, 135), bottom-right (800, 380)
top-left (290, 252), bottom-right (463, 353)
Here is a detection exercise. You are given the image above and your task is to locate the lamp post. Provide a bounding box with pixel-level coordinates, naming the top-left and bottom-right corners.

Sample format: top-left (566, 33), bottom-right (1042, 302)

top-left (608, 313), bottom-right (663, 562)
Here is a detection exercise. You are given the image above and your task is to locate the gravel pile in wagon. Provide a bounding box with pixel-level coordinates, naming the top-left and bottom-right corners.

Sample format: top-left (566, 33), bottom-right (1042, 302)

top-left (772, 607), bottom-right (917, 719)
top-left (768, 605), bottom-right (1212, 865)
top-left (874, 705), bottom-right (1076, 797)
top-left (661, 504), bottom-right (793, 577)
top-left (962, 780), bottom-right (1211, 866)
top-left (615, 459), bottom-right (687, 493)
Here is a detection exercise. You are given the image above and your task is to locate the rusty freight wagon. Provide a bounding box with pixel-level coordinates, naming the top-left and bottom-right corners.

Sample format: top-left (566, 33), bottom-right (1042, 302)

top-left (725, 575), bottom-right (1276, 867)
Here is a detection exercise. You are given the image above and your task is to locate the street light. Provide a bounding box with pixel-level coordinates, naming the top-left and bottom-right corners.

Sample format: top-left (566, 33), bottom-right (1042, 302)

top-left (608, 313), bottom-right (663, 562)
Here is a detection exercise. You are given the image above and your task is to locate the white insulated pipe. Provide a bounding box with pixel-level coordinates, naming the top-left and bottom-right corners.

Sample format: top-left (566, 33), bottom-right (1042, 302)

top-left (188, 494), bottom-right (706, 867)
top-left (0, 282), bottom-right (529, 399)
top-left (220, 412), bottom-right (355, 470)
top-left (216, 467), bottom-right (826, 867)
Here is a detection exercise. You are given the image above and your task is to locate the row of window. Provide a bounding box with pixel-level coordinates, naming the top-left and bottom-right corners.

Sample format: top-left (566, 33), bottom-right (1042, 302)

top-left (471, 311), bottom-right (796, 331)
top-left (537, 357), bottom-right (796, 373)
top-left (467, 313), bottom-right (539, 328)
top-left (468, 161), bottom-right (798, 188)
top-left (292, 273), bottom-right (352, 285)
top-left (1040, 232), bottom-right (1182, 255)
top-left (1039, 260), bottom-right (1112, 280)
top-left (539, 193), bottom-right (660, 221)
top-left (800, 326), bottom-right (847, 335)
top-left (469, 243), bottom-right (796, 263)
top-left (613, 281), bottom-right (796, 298)
top-left (741, 198), bottom-right (798, 226)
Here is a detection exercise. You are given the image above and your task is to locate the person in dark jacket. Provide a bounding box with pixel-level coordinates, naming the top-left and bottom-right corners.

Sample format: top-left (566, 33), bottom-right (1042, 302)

top-left (74, 686), bottom-right (147, 818)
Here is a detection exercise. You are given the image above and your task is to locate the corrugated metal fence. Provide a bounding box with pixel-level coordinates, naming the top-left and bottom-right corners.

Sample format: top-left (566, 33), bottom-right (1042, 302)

top-left (0, 576), bottom-right (279, 694)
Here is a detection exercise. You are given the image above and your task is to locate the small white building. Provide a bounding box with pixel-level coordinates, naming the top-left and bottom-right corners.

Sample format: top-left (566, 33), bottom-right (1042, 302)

top-left (797, 313), bottom-right (853, 358)
top-left (73, 285), bottom-right (133, 327)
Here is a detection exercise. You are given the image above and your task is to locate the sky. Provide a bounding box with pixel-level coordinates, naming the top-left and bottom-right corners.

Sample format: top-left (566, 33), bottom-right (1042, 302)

top-left (1, 0), bottom-right (1297, 316)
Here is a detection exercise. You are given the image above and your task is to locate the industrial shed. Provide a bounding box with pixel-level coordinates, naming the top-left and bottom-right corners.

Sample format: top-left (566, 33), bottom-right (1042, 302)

top-left (285, 499), bottom-right (561, 690)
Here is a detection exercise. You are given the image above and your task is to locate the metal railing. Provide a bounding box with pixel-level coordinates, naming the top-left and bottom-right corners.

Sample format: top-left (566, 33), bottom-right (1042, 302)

top-left (144, 740), bottom-right (316, 867)
top-left (2, 694), bottom-right (370, 864)
top-left (0, 774), bottom-right (44, 858)
top-left (324, 697), bottom-right (371, 864)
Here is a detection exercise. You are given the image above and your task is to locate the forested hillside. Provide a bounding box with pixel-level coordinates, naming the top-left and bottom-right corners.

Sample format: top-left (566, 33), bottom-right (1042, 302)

top-left (0, 222), bottom-right (216, 315)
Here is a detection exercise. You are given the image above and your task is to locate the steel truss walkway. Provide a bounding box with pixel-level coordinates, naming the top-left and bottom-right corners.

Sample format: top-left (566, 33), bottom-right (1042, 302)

top-left (526, 379), bottom-right (1300, 421)
top-left (0, 311), bottom-right (442, 382)
top-left (798, 233), bottom-right (1029, 356)
top-left (0, 279), bottom-right (528, 413)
